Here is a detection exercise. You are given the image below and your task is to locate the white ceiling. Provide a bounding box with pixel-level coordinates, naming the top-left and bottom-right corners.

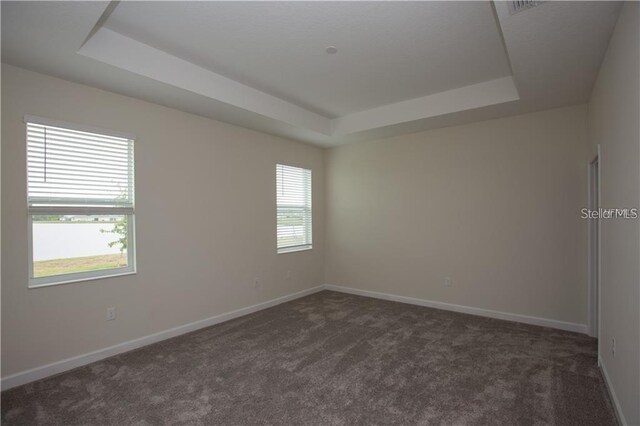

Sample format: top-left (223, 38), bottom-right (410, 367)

top-left (1, 1), bottom-right (622, 147)
top-left (105, 1), bottom-right (512, 118)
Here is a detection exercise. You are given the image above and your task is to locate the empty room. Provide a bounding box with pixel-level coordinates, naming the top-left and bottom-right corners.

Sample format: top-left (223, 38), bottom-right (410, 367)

top-left (1, 1), bottom-right (639, 424)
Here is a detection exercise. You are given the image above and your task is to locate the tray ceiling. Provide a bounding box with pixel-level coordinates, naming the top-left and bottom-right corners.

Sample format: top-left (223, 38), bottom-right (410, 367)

top-left (1, 1), bottom-right (622, 146)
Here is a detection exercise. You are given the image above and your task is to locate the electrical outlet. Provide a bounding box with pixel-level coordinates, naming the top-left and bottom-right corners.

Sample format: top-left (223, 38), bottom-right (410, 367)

top-left (611, 337), bottom-right (616, 357)
top-left (254, 277), bottom-right (260, 289)
top-left (106, 307), bottom-right (116, 321)
top-left (444, 277), bottom-right (452, 287)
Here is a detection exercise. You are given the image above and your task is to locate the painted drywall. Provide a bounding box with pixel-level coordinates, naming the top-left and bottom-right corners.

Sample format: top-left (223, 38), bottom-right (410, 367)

top-left (588, 2), bottom-right (640, 424)
top-left (325, 105), bottom-right (590, 326)
top-left (1, 64), bottom-right (325, 378)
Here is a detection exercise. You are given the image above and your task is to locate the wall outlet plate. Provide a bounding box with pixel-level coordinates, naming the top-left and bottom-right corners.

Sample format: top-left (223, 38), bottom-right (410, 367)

top-left (611, 337), bottom-right (616, 357)
top-left (106, 307), bottom-right (116, 321)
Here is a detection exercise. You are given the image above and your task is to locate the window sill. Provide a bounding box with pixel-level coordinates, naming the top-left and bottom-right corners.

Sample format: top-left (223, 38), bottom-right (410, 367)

top-left (277, 245), bottom-right (313, 254)
top-left (28, 269), bottom-right (136, 289)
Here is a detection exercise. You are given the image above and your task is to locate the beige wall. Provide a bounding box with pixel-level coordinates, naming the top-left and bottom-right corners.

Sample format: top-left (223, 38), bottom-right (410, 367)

top-left (588, 2), bottom-right (640, 424)
top-left (325, 105), bottom-right (590, 325)
top-left (1, 64), bottom-right (325, 377)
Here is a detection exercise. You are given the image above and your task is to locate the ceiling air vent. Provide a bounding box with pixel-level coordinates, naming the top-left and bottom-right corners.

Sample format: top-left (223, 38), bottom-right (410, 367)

top-left (508, 0), bottom-right (544, 15)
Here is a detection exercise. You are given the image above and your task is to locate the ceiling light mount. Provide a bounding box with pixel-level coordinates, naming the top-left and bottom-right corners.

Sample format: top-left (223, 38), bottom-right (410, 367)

top-left (325, 46), bottom-right (338, 55)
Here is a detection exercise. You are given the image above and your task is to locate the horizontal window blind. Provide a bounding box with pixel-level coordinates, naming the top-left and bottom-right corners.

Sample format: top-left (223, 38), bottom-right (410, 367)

top-left (27, 121), bottom-right (134, 214)
top-left (276, 164), bottom-right (312, 252)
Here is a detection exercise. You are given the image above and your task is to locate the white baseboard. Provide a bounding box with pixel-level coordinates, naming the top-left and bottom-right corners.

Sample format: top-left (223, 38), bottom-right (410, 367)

top-left (1, 284), bottom-right (589, 391)
top-left (1, 285), bottom-right (325, 391)
top-left (599, 357), bottom-right (628, 426)
top-left (324, 284), bottom-right (588, 334)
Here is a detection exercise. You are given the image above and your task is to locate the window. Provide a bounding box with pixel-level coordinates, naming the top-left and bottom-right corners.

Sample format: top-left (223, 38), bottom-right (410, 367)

top-left (276, 164), bottom-right (312, 253)
top-left (26, 116), bottom-right (135, 287)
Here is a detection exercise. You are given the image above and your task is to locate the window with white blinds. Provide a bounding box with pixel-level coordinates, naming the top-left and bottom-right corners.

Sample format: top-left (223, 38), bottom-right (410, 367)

top-left (26, 116), bottom-right (136, 287)
top-left (27, 120), bottom-right (134, 213)
top-left (276, 164), bottom-right (312, 253)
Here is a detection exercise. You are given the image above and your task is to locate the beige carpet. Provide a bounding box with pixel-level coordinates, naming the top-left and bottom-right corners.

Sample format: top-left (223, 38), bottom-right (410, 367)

top-left (2, 291), bottom-right (617, 425)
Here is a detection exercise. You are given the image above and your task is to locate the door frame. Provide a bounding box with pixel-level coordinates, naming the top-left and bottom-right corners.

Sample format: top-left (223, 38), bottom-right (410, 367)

top-left (587, 146), bottom-right (601, 340)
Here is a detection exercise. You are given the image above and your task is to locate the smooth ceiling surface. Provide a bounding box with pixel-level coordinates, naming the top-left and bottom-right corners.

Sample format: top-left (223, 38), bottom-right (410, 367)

top-left (1, 1), bottom-right (622, 146)
top-left (105, 1), bottom-right (512, 118)
top-left (494, 0), bottom-right (622, 105)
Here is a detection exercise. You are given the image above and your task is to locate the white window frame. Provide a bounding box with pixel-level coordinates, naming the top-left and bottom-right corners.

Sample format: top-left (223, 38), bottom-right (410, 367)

top-left (25, 116), bottom-right (137, 288)
top-left (276, 163), bottom-right (312, 254)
